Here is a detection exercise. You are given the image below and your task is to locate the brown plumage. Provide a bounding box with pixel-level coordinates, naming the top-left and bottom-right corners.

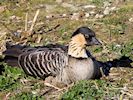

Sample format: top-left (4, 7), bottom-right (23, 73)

top-left (3, 26), bottom-right (104, 85)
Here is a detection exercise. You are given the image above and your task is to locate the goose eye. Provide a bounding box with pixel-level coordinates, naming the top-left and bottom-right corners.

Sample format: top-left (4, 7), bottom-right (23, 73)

top-left (85, 35), bottom-right (89, 38)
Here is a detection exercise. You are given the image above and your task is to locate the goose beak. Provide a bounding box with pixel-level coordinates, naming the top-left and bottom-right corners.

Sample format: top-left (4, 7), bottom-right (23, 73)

top-left (92, 37), bottom-right (102, 45)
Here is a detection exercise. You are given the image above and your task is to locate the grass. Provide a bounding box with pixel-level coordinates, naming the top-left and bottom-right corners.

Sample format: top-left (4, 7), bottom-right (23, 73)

top-left (0, 0), bottom-right (133, 99)
top-left (61, 80), bottom-right (121, 100)
top-left (0, 63), bottom-right (46, 100)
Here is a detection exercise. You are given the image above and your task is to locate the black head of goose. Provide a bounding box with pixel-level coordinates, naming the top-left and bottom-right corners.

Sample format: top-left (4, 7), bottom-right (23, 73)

top-left (68, 26), bottom-right (101, 58)
top-left (3, 26), bottom-right (102, 85)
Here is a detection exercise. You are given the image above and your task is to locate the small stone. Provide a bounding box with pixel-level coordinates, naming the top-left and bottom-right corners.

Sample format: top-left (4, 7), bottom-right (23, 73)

top-left (103, 1), bottom-right (111, 8)
top-left (85, 13), bottom-right (90, 18)
top-left (32, 91), bottom-right (37, 95)
top-left (9, 15), bottom-right (21, 22)
top-left (71, 13), bottom-right (79, 20)
top-left (9, 15), bottom-right (16, 19)
top-left (110, 7), bottom-right (116, 11)
top-left (0, 6), bottom-right (6, 13)
top-left (46, 15), bottom-right (51, 19)
top-left (46, 15), bottom-right (54, 19)
top-left (103, 7), bottom-right (110, 15)
top-left (115, 44), bottom-right (121, 47)
top-left (62, 13), bottom-right (67, 17)
top-left (95, 14), bottom-right (104, 19)
top-left (89, 11), bottom-right (95, 16)
top-left (129, 18), bottom-right (133, 22)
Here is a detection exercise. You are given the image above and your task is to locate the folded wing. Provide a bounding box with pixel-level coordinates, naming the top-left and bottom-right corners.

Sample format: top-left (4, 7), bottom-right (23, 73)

top-left (3, 42), bottom-right (68, 79)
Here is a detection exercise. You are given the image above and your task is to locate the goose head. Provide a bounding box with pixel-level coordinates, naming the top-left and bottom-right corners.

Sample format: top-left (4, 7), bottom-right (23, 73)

top-left (71, 26), bottom-right (101, 46)
top-left (68, 26), bottom-right (101, 58)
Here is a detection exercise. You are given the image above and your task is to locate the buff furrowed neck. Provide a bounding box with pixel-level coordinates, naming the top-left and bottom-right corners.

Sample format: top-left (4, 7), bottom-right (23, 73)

top-left (68, 34), bottom-right (88, 58)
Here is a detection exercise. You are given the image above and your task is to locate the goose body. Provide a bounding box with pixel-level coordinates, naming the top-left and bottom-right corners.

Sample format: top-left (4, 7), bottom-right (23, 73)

top-left (3, 27), bottom-right (102, 85)
top-left (60, 57), bottom-right (100, 84)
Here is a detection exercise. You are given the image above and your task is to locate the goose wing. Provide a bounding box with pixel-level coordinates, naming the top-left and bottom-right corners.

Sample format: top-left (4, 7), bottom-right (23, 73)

top-left (18, 48), bottom-right (68, 79)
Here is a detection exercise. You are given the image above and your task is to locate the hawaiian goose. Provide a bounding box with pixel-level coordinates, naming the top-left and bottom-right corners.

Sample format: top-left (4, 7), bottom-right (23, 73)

top-left (3, 27), bottom-right (104, 85)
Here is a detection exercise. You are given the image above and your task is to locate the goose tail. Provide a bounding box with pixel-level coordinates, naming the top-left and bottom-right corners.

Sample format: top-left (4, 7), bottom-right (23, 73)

top-left (3, 42), bottom-right (28, 67)
top-left (101, 56), bottom-right (133, 76)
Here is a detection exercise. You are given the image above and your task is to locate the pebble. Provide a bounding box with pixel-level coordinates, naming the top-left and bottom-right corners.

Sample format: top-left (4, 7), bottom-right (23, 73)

top-left (0, 5), bottom-right (6, 13)
top-left (46, 15), bottom-right (54, 19)
top-left (89, 11), bottom-right (95, 16)
top-left (129, 18), bottom-right (133, 22)
top-left (103, 6), bottom-right (116, 15)
top-left (71, 13), bottom-right (79, 20)
top-left (9, 15), bottom-right (21, 20)
top-left (110, 7), bottom-right (116, 11)
top-left (62, 13), bottom-right (67, 17)
top-left (95, 14), bottom-right (104, 19)
top-left (103, 7), bottom-right (110, 15)
top-left (115, 44), bottom-right (121, 48)
top-left (103, 1), bottom-right (111, 8)
top-left (32, 91), bottom-right (37, 95)
top-left (85, 13), bottom-right (90, 18)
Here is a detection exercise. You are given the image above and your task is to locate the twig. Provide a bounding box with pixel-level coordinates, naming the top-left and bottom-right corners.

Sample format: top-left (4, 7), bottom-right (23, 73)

top-left (45, 24), bottom-right (60, 33)
top-left (121, 90), bottom-right (133, 97)
top-left (33, 24), bottom-right (60, 35)
top-left (100, 67), bottom-right (106, 78)
top-left (44, 82), bottom-right (61, 90)
top-left (3, 92), bottom-right (11, 100)
top-left (25, 13), bottom-right (28, 31)
top-left (93, 81), bottom-right (99, 90)
top-left (119, 92), bottom-right (124, 100)
top-left (40, 88), bottom-right (53, 96)
top-left (29, 9), bottom-right (40, 32)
